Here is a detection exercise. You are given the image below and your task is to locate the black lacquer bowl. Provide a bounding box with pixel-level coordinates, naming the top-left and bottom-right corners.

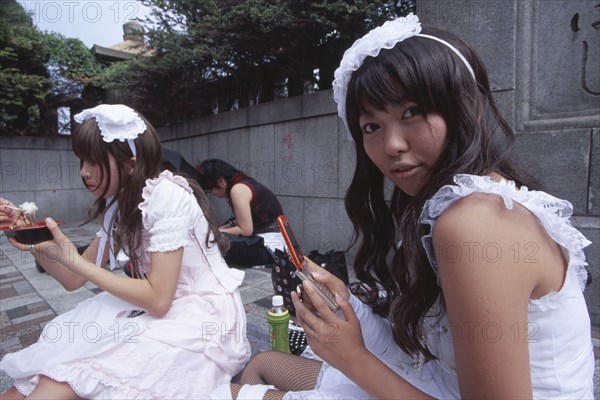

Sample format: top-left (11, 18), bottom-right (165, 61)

top-left (1, 221), bottom-right (60, 244)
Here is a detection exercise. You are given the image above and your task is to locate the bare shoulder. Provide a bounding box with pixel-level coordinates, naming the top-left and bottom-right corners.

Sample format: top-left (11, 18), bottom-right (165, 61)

top-left (433, 191), bottom-right (540, 244)
top-left (230, 182), bottom-right (253, 199)
top-left (432, 191), bottom-right (566, 299)
top-left (432, 192), bottom-right (542, 285)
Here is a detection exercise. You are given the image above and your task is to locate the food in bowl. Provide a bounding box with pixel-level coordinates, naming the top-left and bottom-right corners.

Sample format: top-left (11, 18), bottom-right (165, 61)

top-left (9, 202), bottom-right (38, 229)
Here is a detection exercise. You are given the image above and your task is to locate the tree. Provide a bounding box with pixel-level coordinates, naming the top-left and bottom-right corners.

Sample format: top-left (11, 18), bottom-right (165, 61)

top-left (42, 33), bottom-right (104, 135)
top-left (100, 0), bottom-right (414, 125)
top-left (0, 0), bottom-right (51, 136)
top-left (0, 0), bottom-right (104, 136)
top-left (43, 33), bottom-right (103, 104)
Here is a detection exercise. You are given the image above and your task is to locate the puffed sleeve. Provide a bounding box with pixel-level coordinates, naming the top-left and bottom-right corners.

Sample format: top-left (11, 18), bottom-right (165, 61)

top-left (140, 175), bottom-right (195, 252)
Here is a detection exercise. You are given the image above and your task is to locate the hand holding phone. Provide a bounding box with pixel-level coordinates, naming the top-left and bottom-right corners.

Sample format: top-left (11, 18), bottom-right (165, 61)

top-left (276, 215), bottom-right (339, 311)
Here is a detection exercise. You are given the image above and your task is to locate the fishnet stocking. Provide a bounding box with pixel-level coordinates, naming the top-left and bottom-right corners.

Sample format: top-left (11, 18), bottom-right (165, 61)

top-left (235, 351), bottom-right (323, 399)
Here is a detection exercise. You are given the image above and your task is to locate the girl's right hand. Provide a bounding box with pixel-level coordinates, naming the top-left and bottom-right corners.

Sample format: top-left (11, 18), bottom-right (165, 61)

top-left (0, 198), bottom-right (18, 228)
top-left (292, 280), bottom-right (368, 372)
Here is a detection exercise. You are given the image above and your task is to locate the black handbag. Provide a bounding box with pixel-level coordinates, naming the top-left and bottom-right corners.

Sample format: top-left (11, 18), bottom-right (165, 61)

top-left (222, 232), bottom-right (274, 267)
top-left (307, 250), bottom-right (349, 285)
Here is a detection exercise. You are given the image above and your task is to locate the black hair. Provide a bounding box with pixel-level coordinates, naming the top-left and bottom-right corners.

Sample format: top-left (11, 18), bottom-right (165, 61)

top-left (195, 159), bottom-right (249, 197)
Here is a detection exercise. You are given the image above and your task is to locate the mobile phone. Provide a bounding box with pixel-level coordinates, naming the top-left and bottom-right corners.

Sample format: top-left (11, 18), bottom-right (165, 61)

top-left (276, 215), bottom-right (339, 311)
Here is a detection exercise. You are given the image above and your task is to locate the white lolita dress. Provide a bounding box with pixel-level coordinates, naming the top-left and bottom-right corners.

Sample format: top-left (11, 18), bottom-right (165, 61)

top-left (1, 171), bottom-right (251, 399)
top-left (284, 174), bottom-right (594, 400)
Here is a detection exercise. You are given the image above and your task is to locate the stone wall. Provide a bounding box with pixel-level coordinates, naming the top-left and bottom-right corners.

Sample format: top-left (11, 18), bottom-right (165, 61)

top-left (0, 136), bottom-right (94, 222)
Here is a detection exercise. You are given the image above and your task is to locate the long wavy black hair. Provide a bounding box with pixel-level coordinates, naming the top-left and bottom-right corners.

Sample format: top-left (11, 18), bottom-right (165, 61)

top-left (72, 111), bottom-right (227, 274)
top-left (343, 27), bottom-right (541, 359)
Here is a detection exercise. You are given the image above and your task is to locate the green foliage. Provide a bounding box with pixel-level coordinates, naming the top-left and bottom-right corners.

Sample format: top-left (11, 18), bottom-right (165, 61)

top-left (42, 33), bottom-right (103, 103)
top-left (0, 0), bottom-right (51, 135)
top-left (0, 0), bottom-right (105, 136)
top-left (100, 0), bottom-right (414, 125)
top-left (43, 33), bottom-right (102, 83)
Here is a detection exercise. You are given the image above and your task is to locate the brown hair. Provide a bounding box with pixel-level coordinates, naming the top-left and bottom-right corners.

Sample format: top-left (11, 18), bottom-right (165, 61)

top-left (72, 112), bottom-right (227, 275)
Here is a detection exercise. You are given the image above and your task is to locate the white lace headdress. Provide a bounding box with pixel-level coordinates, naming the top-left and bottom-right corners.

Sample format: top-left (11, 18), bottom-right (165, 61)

top-left (74, 104), bottom-right (146, 157)
top-left (332, 13), bottom-right (476, 138)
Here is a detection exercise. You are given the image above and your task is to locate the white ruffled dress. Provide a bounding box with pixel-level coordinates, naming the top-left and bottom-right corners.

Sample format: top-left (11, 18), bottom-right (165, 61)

top-left (1, 171), bottom-right (251, 399)
top-left (285, 174), bottom-right (594, 399)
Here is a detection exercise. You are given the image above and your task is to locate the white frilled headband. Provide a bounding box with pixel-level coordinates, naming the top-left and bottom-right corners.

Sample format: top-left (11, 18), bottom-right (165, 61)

top-left (74, 104), bottom-right (146, 157)
top-left (332, 13), bottom-right (476, 138)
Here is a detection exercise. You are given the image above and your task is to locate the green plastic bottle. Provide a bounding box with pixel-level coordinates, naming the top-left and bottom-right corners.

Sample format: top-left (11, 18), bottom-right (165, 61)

top-left (267, 295), bottom-right (291, 353)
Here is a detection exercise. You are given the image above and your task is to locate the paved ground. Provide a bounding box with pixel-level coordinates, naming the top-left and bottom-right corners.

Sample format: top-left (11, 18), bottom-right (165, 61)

top-left (0, 220), bottom-right (598, 396)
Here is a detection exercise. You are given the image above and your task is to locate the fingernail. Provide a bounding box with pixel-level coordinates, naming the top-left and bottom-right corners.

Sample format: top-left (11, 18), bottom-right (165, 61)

top-left (312, 271), bottom-right (322, 279)
top-left (46, 217), bottom-right (54, 224)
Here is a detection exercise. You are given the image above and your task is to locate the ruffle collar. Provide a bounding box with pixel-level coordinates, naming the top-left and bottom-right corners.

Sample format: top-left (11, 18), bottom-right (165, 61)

top-left (139, 170), bottom-right (193, 210)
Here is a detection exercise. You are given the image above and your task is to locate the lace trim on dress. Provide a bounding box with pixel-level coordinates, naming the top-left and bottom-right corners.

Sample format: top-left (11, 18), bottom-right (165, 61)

top-left (420, 174), bottom-right (592, 293)
top-left (142, 169), bottom-right (193, 198)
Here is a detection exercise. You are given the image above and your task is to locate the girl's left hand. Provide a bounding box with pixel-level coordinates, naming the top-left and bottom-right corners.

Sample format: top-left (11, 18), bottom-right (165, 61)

top-left (8, 218), bottom-right (80, 268)
top-left (292, 281), bottom-right (368, 371)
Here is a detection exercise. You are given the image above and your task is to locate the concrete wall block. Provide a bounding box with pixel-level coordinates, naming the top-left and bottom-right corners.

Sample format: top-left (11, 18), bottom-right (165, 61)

top-left (419, 0), bottom-right (516, 89)
top-left (157, 125), bottom-right (176, 142)
top-left (207, 195), bottom-right (234, 225)
top-left (590, 128), bottom-right (599, 216)
top-left (244, 126), bottom-right (276, 192)
top-left (274, 116), bottom-right (338, 198)
top-left (338, 124), bottom-right (356, 199)
top-left (277, 196), bottom-right (304, 239)
top-left (208, 132), bottom-right (229, 160)
top-left (191, 135), bottom-right (211, 165)
top-left (190, 116), bottom-right (212, 137)
top-left (0, 136), bottom-right (71, 150)
top-left (226, 129), bottom-right (251, 164)
top-left (35, 188), bottom-right (95, 223)
top-left (512, 129), bottom-right (590, 213)
top-left (60, 150), bottom-right (83, 190)
top-left (1, 149), bottom-right (63, 192)
top-left (208, 107), bottom-right (249, 133)
top-left (249, 96), bottom-right (302, 127)
top-left (302, 90), bottom-right (337, 119)
top-left (303, 197), bottom-right (353, 254)
top-left (171, 138), bottom-right (194, 167)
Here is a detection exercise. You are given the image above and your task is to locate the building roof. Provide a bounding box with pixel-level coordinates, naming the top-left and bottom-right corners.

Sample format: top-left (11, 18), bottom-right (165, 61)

top-left (90, 21), bottom-right (153, 61)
